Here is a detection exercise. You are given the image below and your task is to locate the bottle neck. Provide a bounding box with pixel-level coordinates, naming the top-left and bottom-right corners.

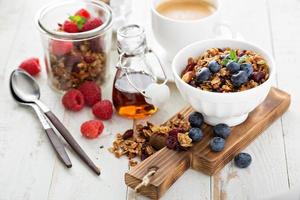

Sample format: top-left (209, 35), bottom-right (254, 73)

top-left (117, 24), bottom-right (147, 56)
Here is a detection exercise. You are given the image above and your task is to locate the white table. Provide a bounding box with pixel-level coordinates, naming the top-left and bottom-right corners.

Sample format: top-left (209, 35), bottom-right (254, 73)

top-left (1, 0), bottom-right (299, 199)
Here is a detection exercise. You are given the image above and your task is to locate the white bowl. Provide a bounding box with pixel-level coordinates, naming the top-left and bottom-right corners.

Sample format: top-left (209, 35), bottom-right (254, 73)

top-left (172, 39), bottom-right (276, 126)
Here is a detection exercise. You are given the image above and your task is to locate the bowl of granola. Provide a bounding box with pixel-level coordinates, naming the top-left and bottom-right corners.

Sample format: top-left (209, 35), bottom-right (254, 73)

top-left (172, 39), bottom-right (275, 126)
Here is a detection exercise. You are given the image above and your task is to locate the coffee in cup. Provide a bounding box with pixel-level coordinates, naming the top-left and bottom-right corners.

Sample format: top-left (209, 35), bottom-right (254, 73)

top-left (156, 0), bottom-right (216, 21)
top-left (151, 0), bottom-right (233, 59)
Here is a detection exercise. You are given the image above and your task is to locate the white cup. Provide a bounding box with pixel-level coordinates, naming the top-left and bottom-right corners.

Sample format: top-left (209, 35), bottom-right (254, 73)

top-left (151, 0), bottom-right (233, 59)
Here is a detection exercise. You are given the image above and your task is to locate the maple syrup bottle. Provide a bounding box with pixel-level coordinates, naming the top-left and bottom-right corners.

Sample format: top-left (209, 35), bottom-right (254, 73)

top-left (112, 25), bottom-right (158, 119)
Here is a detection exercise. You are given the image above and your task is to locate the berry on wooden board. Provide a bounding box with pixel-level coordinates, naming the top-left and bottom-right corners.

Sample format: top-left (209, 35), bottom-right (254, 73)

top-left (213, 123), bottom-right (231, 139)
top-left (188, 112), bottom-right (204, 128)
top-left (210, 137), bottom-right (226, 152)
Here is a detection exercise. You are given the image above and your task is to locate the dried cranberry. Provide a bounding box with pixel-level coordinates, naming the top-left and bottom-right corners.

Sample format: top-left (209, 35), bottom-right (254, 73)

top-left (252, 71), bottom-right (265, 82)
top-left (64, 54), bottom-right (81, 70)
top-left (84, 55), bottom-right (96, 63)
top-left (122, 129), bottom-right (134, 140)
top-left (71, 66), bottom-right (80, 73)
top-left (141, 153), bottom-right (149, 161)
top-left (169, 128), bottom-right (185, 138)
top-left (166, 136), bottom-right (178, 150)
top-left (238, 50), bottom-right (246, 57)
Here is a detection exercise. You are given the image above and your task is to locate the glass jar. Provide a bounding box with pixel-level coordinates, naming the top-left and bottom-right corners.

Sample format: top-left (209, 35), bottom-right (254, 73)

top-left (113, 24), bottom-right (170, 119)
top-left (36, 0), bottom-right (113, 91)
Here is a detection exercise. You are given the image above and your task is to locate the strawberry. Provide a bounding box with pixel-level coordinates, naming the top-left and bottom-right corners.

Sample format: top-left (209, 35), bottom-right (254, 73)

top-left (92, 100), bottom-right (113, 120)
top-left (81, 18), bottom-right (103, 32)
top-left (75, 8), bottom-right (91, 19)
top-left (19, 58), bottom-right (41, 76)
top-left (81, 120), bottom-right (104, 139)
top-left (51, 40), bottom-right (73, 56)
top-left (62, 20), bottom-right (79, 33)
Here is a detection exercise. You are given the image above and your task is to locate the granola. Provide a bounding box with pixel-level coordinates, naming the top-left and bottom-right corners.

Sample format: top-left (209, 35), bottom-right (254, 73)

top-left (48, 38), bottom-right (107, 91)
top-left (108, 114), bottom-right (192, 166)
top-left (181, 48), bottom-right (270, 92)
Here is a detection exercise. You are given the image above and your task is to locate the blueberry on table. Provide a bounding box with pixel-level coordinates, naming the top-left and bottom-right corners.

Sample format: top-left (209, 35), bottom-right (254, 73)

top-left (213, 123), bottom-right (231, 139)
top-left (234, 152), bottom-right (252, 168)
top-left (226, 61), bottom-right (240, 73)
top-left (231, 71), bottom-right (248, 87)
top-left (240, 63), bottom-right (253, 77)
top-left (188, 127), bottom-right (203, 142)
top-left (208, 60), bottom-right (221, 73)
top-left (210, 137), bottom-right (225, 152)
top-left (188, 112), bottom-right (204, 128)
top-left (195, 67), bottom-right (212, 83)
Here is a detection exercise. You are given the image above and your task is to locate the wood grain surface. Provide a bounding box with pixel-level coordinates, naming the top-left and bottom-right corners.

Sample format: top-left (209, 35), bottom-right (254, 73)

top-left (125, 87), bottom-right (291, 199)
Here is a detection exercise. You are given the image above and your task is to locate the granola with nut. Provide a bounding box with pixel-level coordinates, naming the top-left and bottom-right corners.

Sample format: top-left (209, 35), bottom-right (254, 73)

top-left (108, 114), bottom-right (194, 166)
top-left (49, 39), bottom-right (107, 91)
top-left (181, 48), bottom-right (270, 92)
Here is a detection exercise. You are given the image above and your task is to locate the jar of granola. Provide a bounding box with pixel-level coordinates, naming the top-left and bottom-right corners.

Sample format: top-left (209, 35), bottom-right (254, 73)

top-left (36, 0), bottom-right (113, 91)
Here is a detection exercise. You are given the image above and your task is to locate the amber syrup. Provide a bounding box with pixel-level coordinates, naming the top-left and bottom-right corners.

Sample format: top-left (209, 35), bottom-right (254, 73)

top-left (112, 71), bottom-right (157, 119)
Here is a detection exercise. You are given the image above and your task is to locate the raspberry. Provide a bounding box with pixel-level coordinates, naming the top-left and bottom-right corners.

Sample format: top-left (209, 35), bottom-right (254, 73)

top-left (51, 40), bottom-right (73, 56)
top-left (75, 8), bottom-right (91, 19)
top-left (62, 89), bottom-right (85, 111)
top-left (19, 57), bottom-right (41, 76)
top-left (78, 81), bottom-right (101, 106)
top-left (82, 18), bottom-right (103, 32)
top-left (62, 20), bottom-right (79, 33)
top-left (92, 100), bottom-right (113, 120)
top-left (81, 120), bottom-right (104, 139)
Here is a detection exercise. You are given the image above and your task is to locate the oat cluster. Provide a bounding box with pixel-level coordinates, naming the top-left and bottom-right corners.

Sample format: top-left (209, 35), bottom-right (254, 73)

top-left (108, 114), bottom-right (191, 166)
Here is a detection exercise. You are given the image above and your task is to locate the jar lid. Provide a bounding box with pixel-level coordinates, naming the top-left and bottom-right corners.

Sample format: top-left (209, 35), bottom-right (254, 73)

top-left (35, 0), bottom-right (113, 41)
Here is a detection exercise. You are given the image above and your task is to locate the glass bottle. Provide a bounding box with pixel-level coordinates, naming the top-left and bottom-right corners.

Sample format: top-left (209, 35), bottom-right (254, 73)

top-left (113, 24), bottom-right (169, 119)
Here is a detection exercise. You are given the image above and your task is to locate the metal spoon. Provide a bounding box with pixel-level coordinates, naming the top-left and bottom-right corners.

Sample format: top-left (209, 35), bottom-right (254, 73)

top-left (10, 79), bottom-right (72, 167)
top-left (10, 69), bottom-right (100, 175)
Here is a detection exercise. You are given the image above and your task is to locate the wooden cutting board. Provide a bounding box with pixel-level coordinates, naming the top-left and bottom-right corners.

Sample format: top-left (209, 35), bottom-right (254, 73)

top-left (125, 87), bottom-right (291, 200)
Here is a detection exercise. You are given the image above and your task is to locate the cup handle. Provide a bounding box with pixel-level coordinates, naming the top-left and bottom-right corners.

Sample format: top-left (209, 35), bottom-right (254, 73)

top-left (213, 21), bottom-right (239, 40)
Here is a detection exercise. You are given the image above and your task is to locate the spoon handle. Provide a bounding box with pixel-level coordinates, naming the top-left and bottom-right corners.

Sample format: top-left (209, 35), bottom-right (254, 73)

top-left (31, 104), bottom-right (72, 168)
top-left (45, 111), bottom-right (101, 176)
top-left (45, 128), bottom-right (72, 168)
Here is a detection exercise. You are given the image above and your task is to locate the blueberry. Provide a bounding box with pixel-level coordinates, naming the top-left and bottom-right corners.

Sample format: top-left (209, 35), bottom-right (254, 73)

top-left (234, 152), bottom-right (252, 168)
top-left (188, 128), bottom-right (203, 142)
top-left (195, 67), bottom-right (212, 83)
top-left (213, 123), bottom-right (231, 139)
top-left (240, 63), bottom-right (253, 77)
top-left (231, 71), bottom-right (248, 87)
top-left (210, 137), bottom-right (225, 152)
top-left (226, 61), bottom-right (240, 73)
top-left (208, 60), bottom-right (221, 73)
top-left (188, 112), bottom-right (204, 128)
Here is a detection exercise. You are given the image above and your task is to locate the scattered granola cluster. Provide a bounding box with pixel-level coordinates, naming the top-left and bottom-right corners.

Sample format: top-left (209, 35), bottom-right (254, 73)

top-left (108, 114), bottom-right (192, 166)
top-left (181, 48), bottom-right (270, 92)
